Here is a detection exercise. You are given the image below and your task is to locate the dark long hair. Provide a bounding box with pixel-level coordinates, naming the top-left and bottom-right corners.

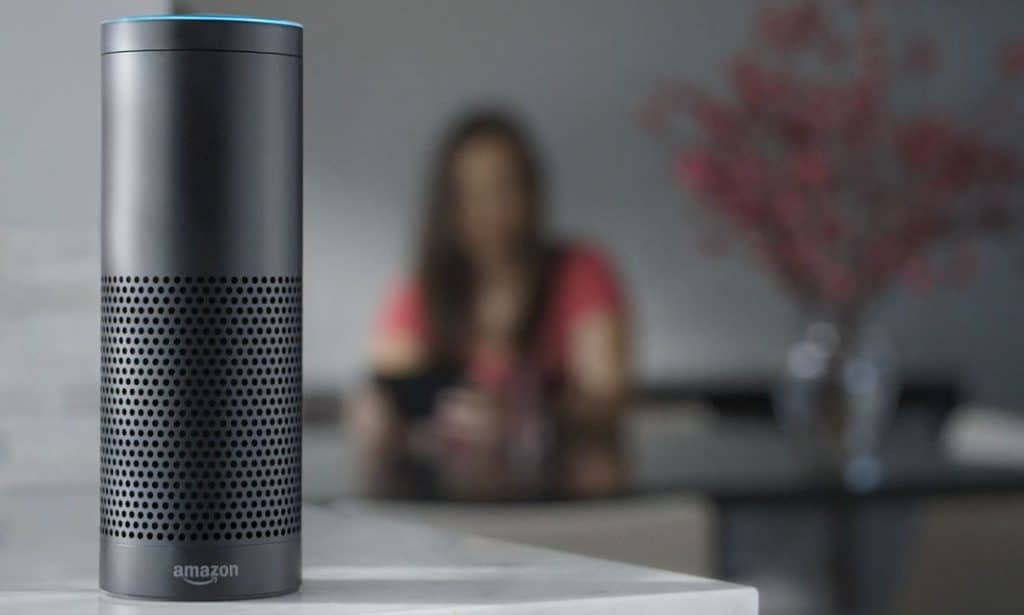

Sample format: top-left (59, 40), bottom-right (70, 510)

top-left (418, 109), bottom-right (552, 366)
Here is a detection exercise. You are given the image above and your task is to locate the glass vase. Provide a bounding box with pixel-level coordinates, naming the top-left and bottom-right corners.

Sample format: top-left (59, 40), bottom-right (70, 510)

top-left (776, 316), bottom-right (897, 487)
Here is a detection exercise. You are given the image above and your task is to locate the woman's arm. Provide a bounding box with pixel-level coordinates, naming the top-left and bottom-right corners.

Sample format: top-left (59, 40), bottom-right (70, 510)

top-left (564, 309), bottom-right (629, 426)
top-left (370, 330), bottom-right (428, 374)
top-left (342, 326), bottom-right (433, 497)
top-left (548, 246), bottom-right (631, 497)
top-left (369, 278), bottom-right (430, 375)
top-left (558, 307), bottom-right (630, 497)
top-left (342, 280), bottom-right (430, 496)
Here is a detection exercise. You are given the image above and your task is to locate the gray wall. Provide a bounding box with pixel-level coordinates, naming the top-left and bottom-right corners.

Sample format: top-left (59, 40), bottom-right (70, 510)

top-left (178, 0), bottom-right (1024, 405)
top-left (0, 0), bottom-right (169, 485)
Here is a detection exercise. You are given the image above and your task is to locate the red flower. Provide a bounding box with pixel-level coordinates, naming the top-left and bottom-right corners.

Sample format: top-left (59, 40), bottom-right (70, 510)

top-left (941, 138), bottom-right (982, 191)
top-left (817, 211), bottom-right (843, 243)
top-left (902, 258), bottom-right (933, 294)
top-left (820, 263), bottom-right (856, 304)
top-left (897, 119), bottom-right (986, 191)
top-left (756, 3), bottom-right (825, 51)
top-left (978, 203), bottom-right (1013, 231)
top-left (945, 245), bottom-right (977, 287)
top-left (897, 118), bottom-right (955, 171)
top-left (983, 147), bottom-right (1021, 184)
top-left (847, 0), bottom-right (872, 13)
top-left (999, 38), bottom-right (1024, 79)
top-left (730, 59), bottom-right (792, 111)
top-left (841, 78), bottom-right (883, 143)
top-left (790, 149), bottom-right (830, 190)
top-left (690, 96), bottom-right (740, 141)
top-left (904, 39), bottom-right (936, 74)
top-left (719, 192), bottom-right (765, 229)
top-left (642, 0), bottom-right (1022, 310)
top-left (726, 153), bottom-right (771, 192)
top-left (802, 84), bottom-right (837, 134)
top-left (673, 149), bottom-right (721, 196)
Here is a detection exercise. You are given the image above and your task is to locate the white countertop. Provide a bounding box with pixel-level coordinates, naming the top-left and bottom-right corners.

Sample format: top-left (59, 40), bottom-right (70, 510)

top-left (0, 484), bottom-right (756, 614)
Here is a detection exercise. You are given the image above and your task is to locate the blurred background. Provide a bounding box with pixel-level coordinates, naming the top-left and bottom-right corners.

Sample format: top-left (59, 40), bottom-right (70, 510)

top-left (3, 1), bottom-right (1024, 614)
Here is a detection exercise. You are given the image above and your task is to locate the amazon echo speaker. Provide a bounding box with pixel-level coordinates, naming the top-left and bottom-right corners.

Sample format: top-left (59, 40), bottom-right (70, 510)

top-left (100, 15), bottom-right (302, 599)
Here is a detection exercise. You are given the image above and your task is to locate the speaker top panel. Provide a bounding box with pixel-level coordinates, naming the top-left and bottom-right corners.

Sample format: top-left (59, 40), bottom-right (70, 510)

top-left (102, 14), bottom-right (303, 57)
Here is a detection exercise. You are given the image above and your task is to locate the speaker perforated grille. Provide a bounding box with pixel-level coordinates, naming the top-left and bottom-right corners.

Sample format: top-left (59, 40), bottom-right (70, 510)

top-left (100, 275), bottom-right (301, 544)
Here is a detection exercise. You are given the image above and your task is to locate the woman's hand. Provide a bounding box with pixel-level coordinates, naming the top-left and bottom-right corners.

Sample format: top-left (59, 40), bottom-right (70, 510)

top-left (432, 388), bottom-right (505, 458)
top-left (341, 386), bottom-right (406, 497)
top-left (430, 387), bottom-right (509, 499)
top-left (559, 309), bottom-right (629, 497)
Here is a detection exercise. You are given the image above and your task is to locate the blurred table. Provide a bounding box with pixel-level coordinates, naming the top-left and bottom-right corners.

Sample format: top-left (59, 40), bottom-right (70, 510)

top-left (628, 409), bottom-right (1024, 615)
top-left (304, 383), bottom-right (1024, 615)
top-left (0, 484), bottom-right (757, 614)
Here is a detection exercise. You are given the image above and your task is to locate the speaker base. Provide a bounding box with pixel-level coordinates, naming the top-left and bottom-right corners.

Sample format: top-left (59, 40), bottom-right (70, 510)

top-left (100, 536), bottom-right (301, 600)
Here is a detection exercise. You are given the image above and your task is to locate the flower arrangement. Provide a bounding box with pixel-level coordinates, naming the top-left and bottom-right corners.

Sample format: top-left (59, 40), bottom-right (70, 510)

top-left (639, 0), bottom-right (1022, 323)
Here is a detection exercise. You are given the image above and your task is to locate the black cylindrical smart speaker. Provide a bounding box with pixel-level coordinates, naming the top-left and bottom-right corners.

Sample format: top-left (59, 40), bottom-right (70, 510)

top-left (100, 15), bottom-right (302, 600)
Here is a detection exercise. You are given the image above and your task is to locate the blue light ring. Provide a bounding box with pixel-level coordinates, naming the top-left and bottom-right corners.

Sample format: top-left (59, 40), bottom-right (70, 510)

top-left (103, 14), bottom-right (302, 29)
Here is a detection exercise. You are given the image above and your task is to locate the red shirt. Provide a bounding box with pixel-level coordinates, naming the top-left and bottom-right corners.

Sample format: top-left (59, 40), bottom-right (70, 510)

top-left (375, 243), bottom-right (623, 390)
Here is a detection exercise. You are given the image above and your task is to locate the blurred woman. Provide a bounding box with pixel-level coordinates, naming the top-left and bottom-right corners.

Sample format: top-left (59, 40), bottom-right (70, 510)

top-left (346, 110), bottom-right (629, 500)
